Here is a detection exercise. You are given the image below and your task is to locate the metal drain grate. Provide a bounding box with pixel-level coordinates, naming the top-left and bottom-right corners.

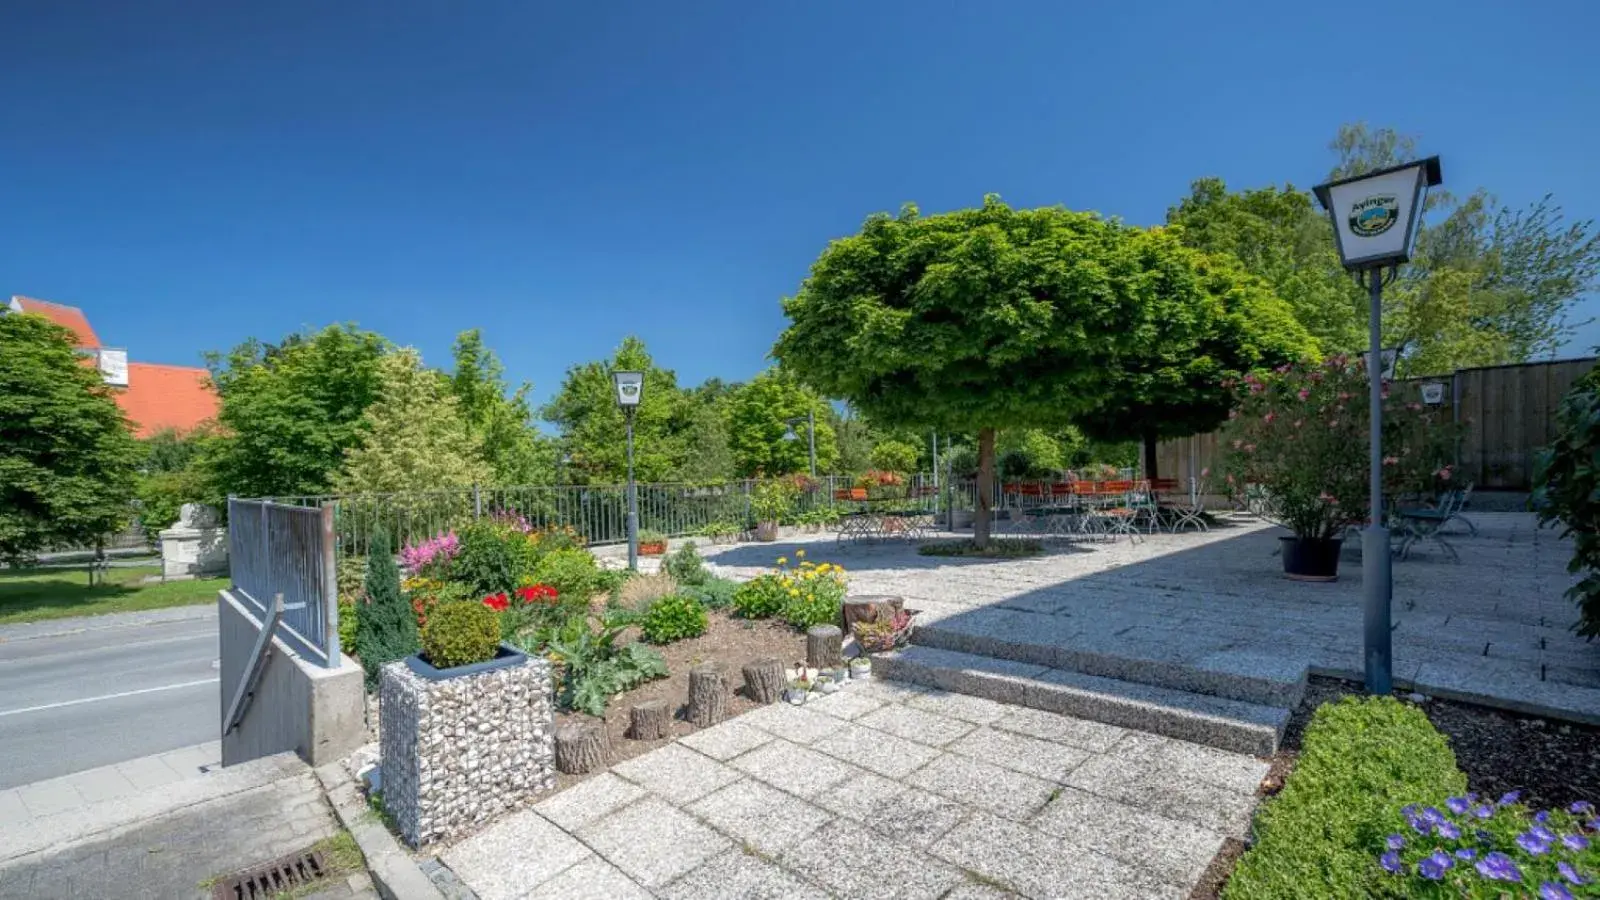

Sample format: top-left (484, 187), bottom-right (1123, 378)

top-left (211, 848), bottom-right (328, 900)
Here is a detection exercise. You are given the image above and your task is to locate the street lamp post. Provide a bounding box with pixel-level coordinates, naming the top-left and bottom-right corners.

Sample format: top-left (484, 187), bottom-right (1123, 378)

top-left (612, 371), bottom-right (645, 570)
top-left (1314, 156), bottom-right (1442, 696)
top-left (783, 410), bottom-right (817, 477)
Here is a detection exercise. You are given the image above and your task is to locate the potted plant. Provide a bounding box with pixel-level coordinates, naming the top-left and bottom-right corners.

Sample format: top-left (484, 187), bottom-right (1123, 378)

top-left (407, 597), bottom-right (527, 679)
top-left (947, 490), bottom-right (974, 530)
top-left (638, 529), bottom-right (668, 556)
top-left (851, 609), bottom-right (915, 653)
top-left (848, 656), bottom-right (872, 680)
top-left (751, 479), bottom-right (797, 542)
top-left (816, 669), bottom-right (842, 693)
top-left (785, 676), bottom-right (812, 704)
top-left (1220, 357), bottom-right (1461, 581)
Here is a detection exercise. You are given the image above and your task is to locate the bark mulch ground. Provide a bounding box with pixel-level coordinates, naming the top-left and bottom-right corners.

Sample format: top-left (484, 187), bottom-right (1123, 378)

top-left (1191, 675), bottom-right (1600, 898)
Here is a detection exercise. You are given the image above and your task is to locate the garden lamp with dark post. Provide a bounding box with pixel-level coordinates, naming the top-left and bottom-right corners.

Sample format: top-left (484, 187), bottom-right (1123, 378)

top-left (1313, 156), bottom-right (1442, 696)
top-left (782, 410), bottom-right (817, 477)
top-left (613, 370), bottom-right (645, 570)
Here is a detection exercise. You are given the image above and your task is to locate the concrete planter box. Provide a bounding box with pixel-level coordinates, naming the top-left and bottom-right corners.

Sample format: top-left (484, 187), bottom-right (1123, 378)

top-left (379, 654), bottom-right (555, 847)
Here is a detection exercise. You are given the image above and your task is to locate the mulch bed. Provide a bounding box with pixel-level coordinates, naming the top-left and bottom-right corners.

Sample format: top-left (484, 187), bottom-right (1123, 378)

top-left (1191, 674), bottom-right (1600, 899)
top-left (550, 610), bottom-right (807, 791)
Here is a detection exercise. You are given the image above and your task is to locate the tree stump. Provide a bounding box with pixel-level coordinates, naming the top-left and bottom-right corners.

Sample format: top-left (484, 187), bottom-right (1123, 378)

top-left (627, 700), bottom-right (670, 740)
top-left (555, 721), bottom-right (608, 774)
top-left (687, 663), bottom-right (728, 728)
top-left (806, 624), bottom-right (843, 670)
top-left (841, 595), bottom-right (905, 635)
top-left (741, 657), bottom-right (786, 704)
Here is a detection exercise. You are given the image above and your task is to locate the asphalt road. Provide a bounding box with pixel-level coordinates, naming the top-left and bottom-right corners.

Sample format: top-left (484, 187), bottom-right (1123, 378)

top-left (0, 612), bottom-right (219, 789)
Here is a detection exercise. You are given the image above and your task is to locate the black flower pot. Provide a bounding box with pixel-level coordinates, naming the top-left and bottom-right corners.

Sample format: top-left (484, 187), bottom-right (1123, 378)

top-left (1281, 536), bottom-right (1342, 582)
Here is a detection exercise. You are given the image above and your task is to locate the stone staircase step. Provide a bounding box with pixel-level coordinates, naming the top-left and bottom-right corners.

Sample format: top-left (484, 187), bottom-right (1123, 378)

top-left (911, 611), bottom-right (1308, 709)
top-left (875, 645), bottom-right (1290, 756)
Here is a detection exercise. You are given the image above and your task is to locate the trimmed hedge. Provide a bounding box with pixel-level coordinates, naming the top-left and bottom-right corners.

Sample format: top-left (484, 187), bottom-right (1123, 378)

top-left (1224, 696), bottom-right (1467, 899)
top-left (420, 600), bottom-right (501, 669)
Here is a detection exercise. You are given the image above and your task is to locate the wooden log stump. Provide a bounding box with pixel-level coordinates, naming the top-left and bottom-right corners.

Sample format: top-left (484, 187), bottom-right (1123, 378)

top-left (687, 663), bottom-right (728, 728)
top-left (841, 595), bottom-right (905, 635)
top-left (626, 700), bottom-right (670, 740)
top-left (806, 624), bottom-right (843, 670)
top-left (555, 721), bottom-right (607, 774)
top-left (741, 657), bottom-right (786, 704)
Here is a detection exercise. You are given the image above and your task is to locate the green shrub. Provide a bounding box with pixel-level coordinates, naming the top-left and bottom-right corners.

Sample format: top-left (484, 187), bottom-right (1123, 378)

top-left (918, 538), bottom-right (1043, 558)
top-left (530, 548), bottom-right (602, 603)
top-left (420, 600), bottom-right (501, 669)
top-left (355, 528), bottom-right (419, 690)
top-left (1224, 696), bottom-right (1466, 900)
top-left (1533, 366), bottom-right (1600, 638)
top-left (336, 556), bottom-right (367, 652)
top-left (640, 594), bottom-right (709, 644)
top-left (530, 612), bottom-right (667, 716)
top-left (732, 574), bottom-right (787, 619)
top-left (452, 522), bottom-right (524, 596)
top-left (593, 567), bottom-right (628, 596)
top-left (682, 575), bottom-right (738, 610)
top-left (338, 597), bottom-right (359, 651)
top-left (663, 542), bottom-right (708, 586)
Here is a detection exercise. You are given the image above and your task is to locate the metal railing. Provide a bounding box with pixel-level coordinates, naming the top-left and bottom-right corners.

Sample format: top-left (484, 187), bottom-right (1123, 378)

top-left (228, 498), bottom-right (340, 667)
top-left (260, 474), bottom-right (945, 559)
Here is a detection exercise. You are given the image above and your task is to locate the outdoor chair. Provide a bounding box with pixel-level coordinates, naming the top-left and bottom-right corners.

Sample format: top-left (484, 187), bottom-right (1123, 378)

top-left (1087, 480), bottom-right (1144, 543)
top-left (1395, 490), bottom-right (1467, 563)
top-left (1445, 482), bottom-right (1479, 536)
top-left (1166, 478), bottom-right (1209, 533)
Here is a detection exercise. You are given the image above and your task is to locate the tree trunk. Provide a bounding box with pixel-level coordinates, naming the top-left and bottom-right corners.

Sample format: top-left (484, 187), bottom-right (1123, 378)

top-left (975, 427), bottom-right (996, 548)
top-left (687, 664), bottom-right (728, 728)
top-left (806, 624), bottom-right (843, 670)
top-left (1142, 429), bottom-right (1159, 482)
top-left (841, 595), bottom-right (905, 636)
top-left (555, 721), bottom-right (608, 774)
top-left (741, 657), bottom-right (786, 704)
top-left (626, 700), bottom-right (670, 740)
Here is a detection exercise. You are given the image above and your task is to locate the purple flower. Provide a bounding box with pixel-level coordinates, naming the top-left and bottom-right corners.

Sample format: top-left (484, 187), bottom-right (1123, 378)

top-left (1402, 804), bottom-right (1418, 817)
top-left (1500, 791), bottom-right (1522, 807)
top-left (1517, 831), bottom-right (1553, 855)
top-left (1540, 882), bottom-right (1575, 900)
top-left (1385, 834), bottom-right (1406, 850)
top-left (1447, 796), bottom-right (1471, 815)
top-left (1571, 801), bottom-right (1595, 816)
top-left (1473, 804), bottom-right (1495, 819)
top-left (1532, 824), bottom-right (1557, 842)
top-left (1558, 861), bottom-right (1587, 885)
top-left (1455, 848), bottom-right (1477, 861)
top-left (1418, 851), bottom-right (1453, 881)
top-left (1379, 851), bottom-right (1403, 875)
top-left (1409, 816), bottom-right (1432, 835)
top-left (1589, 818), bottom-right (1600, 831)
top-left (1422, 806), bottom-right (1447, 825)
top-left (1477, 852), bottom-right (1523, 883)
top-left (1437, 820), bottom-right (1461, 840)
top-left (1536, 810), bottom-right (1551, 824)
top-left (1562, 834), bottom-right (1589, 851)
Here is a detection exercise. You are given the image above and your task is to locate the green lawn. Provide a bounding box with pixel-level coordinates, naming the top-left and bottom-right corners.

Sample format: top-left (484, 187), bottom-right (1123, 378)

top-left (0, 564), bottom-right (226, 625)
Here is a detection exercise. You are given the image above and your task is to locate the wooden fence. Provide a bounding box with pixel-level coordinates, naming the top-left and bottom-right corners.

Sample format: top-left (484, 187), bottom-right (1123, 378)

top-left (1155, 357), bottom-right (1596, 493)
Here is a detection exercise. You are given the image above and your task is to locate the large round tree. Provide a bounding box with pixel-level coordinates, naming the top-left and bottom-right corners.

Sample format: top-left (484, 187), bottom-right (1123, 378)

top-left (776, 197), bottom-right (1145, 543)
top-left (1073, 235), bottom-right (1318, 479)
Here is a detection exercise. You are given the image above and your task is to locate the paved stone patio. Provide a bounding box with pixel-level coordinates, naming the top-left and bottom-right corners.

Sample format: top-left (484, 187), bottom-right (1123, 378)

top-left (442, 680), bottom-right (1267, 899)
top-left (706, 511), bottom-right (1600, 723)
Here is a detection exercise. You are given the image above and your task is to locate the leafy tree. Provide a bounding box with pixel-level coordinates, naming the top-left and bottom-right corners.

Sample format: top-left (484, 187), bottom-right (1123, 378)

top-left (1532, 364), bottom-right (1600, 639)
top-left (450, 330), bottom-right (557, 486)
top-left (541, 337), bottom-right (689, 484)
top-left (334, 349), bottom-right (491, 494)
top-left (0, 313), bottom-right (142, 562)
top-left (356, 527), bottom-right (417, 688)
top-left (135, 427), bottom-right (214, 535)
top-left (996, 429), bottom-right (1068, 478)
top-left (675, 390), bottom-right (739, 483)
top-left (202, 325), bottom-right (389, 499)
top-left (1073, 241), bottom-right (1318, 478)
top-left (829, 404), bottom-right (874, 475)
top-left (775, 196), bottom-right (1171, 545)
top-left (868, 438), bottom-right (919, 474)
top-left (726, 369), bottom-right (838, 477)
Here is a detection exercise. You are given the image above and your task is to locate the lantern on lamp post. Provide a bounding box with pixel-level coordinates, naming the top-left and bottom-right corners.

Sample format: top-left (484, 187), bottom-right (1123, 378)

top-left (1313, 156), bottom-right (1442, 696)
top-left (782, 411), bottom-right (818, 477)
top-left (612, 370), bottom-right (645, 570)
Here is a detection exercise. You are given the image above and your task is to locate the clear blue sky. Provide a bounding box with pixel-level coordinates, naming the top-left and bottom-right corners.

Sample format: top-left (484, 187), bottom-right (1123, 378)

top-left (4, 2), bottom-right (1598, 413)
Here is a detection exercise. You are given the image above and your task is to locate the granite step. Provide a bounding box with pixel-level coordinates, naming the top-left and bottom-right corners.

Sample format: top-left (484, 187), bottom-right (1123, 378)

top-left (910, 610), bottom-right (1308, 709)
top-left (875, 644), bottom-right (1291, 756)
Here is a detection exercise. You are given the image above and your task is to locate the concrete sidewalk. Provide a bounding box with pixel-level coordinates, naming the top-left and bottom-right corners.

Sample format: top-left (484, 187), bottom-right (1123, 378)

top-left (0, 603), bottom-right (215, 644)
top-left (0, 741), bottom-right (221, 837)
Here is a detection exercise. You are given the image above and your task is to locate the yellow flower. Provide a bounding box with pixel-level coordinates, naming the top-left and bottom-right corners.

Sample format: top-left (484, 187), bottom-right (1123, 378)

top-left (788, 588), bottom-right (800, 597)
top-left (795, 549), bottom-right (806, 558)
top-left (776, 557), bottom-right (788, 566)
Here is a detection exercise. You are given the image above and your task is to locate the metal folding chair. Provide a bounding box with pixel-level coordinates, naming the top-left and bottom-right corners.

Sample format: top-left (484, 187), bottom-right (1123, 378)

top-left (1395, 491), bottom-right (1466, 562)
top-left (1168, 478), bottom-right (1209, 533)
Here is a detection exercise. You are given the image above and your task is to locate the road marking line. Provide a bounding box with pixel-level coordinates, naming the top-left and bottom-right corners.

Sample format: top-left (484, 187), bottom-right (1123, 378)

top-left (0, 678), bottom-right (219, 718)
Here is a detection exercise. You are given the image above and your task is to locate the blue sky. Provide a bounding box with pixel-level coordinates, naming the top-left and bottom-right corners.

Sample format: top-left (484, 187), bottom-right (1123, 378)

top-left (4, 2), bottom-right (1597, 413)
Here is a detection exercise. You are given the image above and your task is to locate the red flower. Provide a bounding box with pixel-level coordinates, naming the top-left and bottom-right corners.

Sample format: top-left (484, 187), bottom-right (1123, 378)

top-left (482, 593), bottom-right (510, 612)
top-left (515, 584), bottom-right (559, 605)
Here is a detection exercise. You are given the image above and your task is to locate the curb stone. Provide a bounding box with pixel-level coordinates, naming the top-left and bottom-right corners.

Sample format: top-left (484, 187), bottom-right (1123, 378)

top-left (314, 763), bottom-right (447, 900)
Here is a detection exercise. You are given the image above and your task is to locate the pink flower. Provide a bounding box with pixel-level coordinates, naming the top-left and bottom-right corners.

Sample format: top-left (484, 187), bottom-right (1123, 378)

top-left (1275, 364), bottom-right (1291, 374)
top-left (1293, 419), bottom-right (1303, 429)
top-left (1263, 412), bottom-right (1276, 423)
top-left (1297, 388), bottom-right (1311, 401)
top-left (1338, 392), bottom-right (1351, 401)
top-left (1200, 467), bottom-right (1210, 477)
top-left (1318, 492), bottom-right (1339, 506)
top-left (1249, 382), bottom-right (1264, 394)
top-left (1437, 466), bottom-right (1453, 481)
top-left (1228, 410), bottom-right (1238, 419)
top-left (1328, 419), bottom-right (1339, 428)
top-left (1383, 456), bottom-right (1399, 466)
top-left (1408, 402), bottom-right (1422, 411)
top-left (1310, 371), bottom-right (1324, 382)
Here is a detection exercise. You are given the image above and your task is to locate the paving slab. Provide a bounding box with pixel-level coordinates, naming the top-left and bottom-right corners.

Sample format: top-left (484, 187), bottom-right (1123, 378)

top-left (803, 690), bottom-right (885, 720)
top-left (658, 849), bottom-right (831, 900)
top-left (931, 811), bottom-right (1183, 900)
top-left (907, 753), bottom-right (1057, 822)
top-left (989, 705), bottom-right (1127, 752)
top-left (1029, 786), bottom-right (1227, 887)
top-left (677, 719), bottom-right (775, 761)
top-left (523, 856), bottom-right (650, 900)
top-left (531, 772), bottom-right (646, 831)
top-left (777, 819), bottom-right (965, 900)
top-left (946, 725), bottom-right (1092, 782)
top-left (577, 796), bottom-right (732, 888)
top-left (856, 703), bottom-right (976, 747)
top-left (440, 808), bottom-right (592, 900)
top-left (686, 779), bottom-right (833, 856)
top-left (610, 742), bottom-right (741, 805)
top-left (813, 720), bottom-right (943, 778)
top-left (729, 740), bottom-right (866, 799)
top-left (741, 704), bottom-right (851, 744)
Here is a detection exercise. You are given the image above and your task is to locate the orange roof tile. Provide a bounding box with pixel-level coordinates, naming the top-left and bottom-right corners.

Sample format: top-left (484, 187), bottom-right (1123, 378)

top-left (11, 296), bottom-right (101, 349)
top-left (115, 362), bottom-right (219, 439)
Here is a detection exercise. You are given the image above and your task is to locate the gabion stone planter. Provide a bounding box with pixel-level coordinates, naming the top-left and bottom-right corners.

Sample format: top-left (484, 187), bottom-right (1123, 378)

top-left (379, 654), bottom-right (555, 847)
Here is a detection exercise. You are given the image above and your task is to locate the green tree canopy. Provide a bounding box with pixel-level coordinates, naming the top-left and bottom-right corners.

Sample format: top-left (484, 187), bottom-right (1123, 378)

top-left (541, 337), bottom-right (689, 484)
top-left (775, 195), bottom-right (1177, 543)
top-left (334, 349), bottom-right (492, 494)
top-left (202, 324), bottom-right (389, 499)
top-left (0, 313), bottom-right (142, 561)
top-left (868, 438), bottom-right (919, 474)
top-left (725, 369), bottom-right (838, 477)
top-left (1073, 239), bottom-right (1318, 477)
top-left (450, 330), bottom-right (557, 486)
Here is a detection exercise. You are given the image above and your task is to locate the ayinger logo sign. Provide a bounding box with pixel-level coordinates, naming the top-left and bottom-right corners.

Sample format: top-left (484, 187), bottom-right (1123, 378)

top-left (1349, 195), bottom-right (1399, 237)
